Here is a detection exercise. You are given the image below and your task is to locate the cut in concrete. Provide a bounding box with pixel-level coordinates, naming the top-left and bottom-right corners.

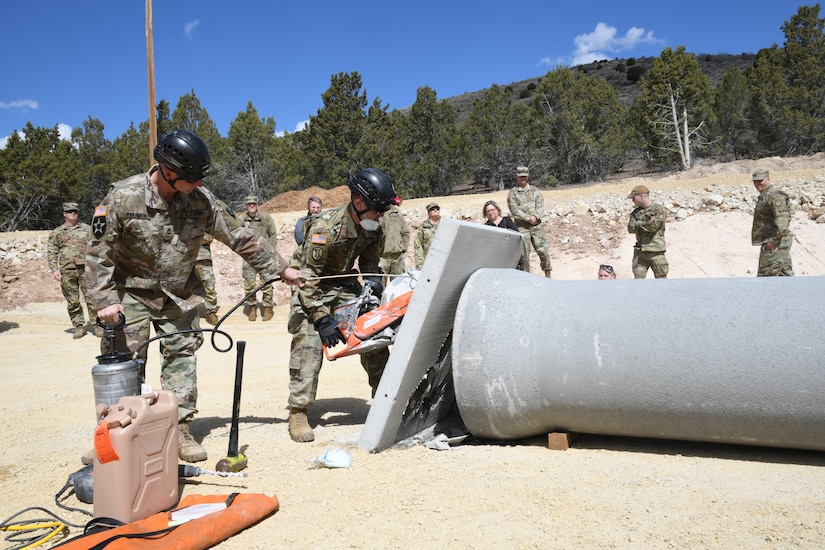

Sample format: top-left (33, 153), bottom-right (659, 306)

top-left (452, 268), bottom-right (825, 452)
top-left (358, 219), bottom-right (523, 452)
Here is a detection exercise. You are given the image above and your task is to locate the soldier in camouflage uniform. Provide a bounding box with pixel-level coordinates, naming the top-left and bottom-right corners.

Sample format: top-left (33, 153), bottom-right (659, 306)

top-left (47, 202), bottom-right (95, 339)
top-left (379, 204), bottom-right (410, 285)
top-left (238, 195), bottom-right (278, 321)
top-left (85, 130), bottom-right (302, 463)
top-left (751, 169), bottom-right (794, 276)
top-left (627, 185), bottom-right (668, 279)
top-left (194, 233), bottom-right (219, 325)
top-left (286, 168), bottom-right (400, 442)
top-left (507, 166), bottom-right (552, 277)
top-left (413, 202), bottom-right (440, 269)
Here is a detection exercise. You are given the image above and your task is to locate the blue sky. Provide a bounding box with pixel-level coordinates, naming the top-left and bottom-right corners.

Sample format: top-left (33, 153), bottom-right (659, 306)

top-left (0, 1), bottom-right (802, 147)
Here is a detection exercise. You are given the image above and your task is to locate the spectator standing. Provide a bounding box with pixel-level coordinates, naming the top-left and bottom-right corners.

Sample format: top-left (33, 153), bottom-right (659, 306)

top-left (194, 233), bottom-right (219, 325)
top-left (379, 204), bottom-right (410, 285)
top-left (294, 196), bottom-right (323, 246)
top-left (507, 166), bottom-right (552, 277)
top-left (627, 185), bottom-right (668, 279)
top-left (239, 195), bottom-right (279, 321)
top-left (47, 201), bottom-right (95, 339)
top-left (86, 129), bottom-right (302, 463)
top-left (286, 168), bottom-right (399, 442)
top-left (751, 169), bottom-right (794, 276)
top-left (483, 200), bottom-right (524, 270)
top-left (414, 202), bottom-right (441, 269)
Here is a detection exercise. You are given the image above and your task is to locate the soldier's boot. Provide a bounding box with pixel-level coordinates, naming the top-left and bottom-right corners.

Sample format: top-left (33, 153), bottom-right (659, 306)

top-left (247, 305), bottom-right (257, 322)
top-left (261, 306), bottom-right (274, 322)
top-left (288, 407), bottom-right (315, 442)
top-left (178, 422), bottom-right (207, 463)
top-left (544, 270), bottom-right (552, 278)
top-left (81, 448), bottom-right (95, 465)
top-left (205, 311), bottom-right (219, 326)
top-left (73, 325), bottom-right (86, 339)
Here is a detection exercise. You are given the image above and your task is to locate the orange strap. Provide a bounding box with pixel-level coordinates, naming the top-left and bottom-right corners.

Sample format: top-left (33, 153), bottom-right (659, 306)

top-left (93, 421), bottom-right (119, 464)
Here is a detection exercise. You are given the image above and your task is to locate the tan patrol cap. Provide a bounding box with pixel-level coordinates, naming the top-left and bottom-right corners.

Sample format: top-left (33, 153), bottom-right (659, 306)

top-left (516, 166), bottom-right (529, 176)
top-left (244, 195), bottom-right (258, 204)
top-left (627, 185), bottom-right (649, 199)
top-left (63, 202), bottom-right (80, 212)
top-left (426, 202), bottom-right (440, 212)
top-left (752, 169), bottom-right (769, 181)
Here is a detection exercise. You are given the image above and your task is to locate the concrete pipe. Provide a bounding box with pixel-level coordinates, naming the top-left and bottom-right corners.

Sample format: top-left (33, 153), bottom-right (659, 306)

top-left (452, 269), bottom-right (825, 452)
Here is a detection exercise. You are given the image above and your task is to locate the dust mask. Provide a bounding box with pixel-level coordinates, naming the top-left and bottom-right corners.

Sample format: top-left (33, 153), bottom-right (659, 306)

top-left (359, 219), bottom-right (380, 232)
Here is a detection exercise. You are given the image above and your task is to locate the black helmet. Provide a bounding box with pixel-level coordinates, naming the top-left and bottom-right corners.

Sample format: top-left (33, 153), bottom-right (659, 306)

top-left (153, 130), bottom-right (212, 183)
top-left (347, 168), bottom-right (400, 212)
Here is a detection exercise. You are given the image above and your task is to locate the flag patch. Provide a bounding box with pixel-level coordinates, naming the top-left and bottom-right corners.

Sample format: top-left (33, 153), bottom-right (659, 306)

top-left (310, 234), bottom-right (327, 245)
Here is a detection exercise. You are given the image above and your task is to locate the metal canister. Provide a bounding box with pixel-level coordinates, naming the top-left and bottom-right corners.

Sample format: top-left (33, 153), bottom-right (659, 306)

top-left (91, 351), bottom-right (141, 411)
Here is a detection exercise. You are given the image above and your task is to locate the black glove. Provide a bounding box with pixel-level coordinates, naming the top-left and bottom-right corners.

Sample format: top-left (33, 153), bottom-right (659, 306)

top-left (314, 315), bottom-right (345, 348)
top-left (363, 276), bottom-right (383, 300)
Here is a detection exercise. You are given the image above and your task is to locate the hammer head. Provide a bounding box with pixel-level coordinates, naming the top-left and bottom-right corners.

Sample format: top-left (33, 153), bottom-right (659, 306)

top-left (215, 453), bottom-right (248, 473)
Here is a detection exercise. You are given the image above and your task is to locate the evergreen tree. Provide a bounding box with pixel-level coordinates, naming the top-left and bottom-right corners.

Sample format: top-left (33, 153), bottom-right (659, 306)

top-left (714, 66), bottom-right (753, 158)
top-left (533, 67), bottom-right (629, 183)
top-left (71, 117), bottom-right (114, 208)
top-left (224, 101), bottom-right (279, 205)
top-left (635, 46), bottom-right (716, 170)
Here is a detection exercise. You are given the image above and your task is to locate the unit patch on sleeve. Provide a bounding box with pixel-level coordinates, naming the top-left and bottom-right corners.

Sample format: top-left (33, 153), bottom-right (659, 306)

top-left (92, 205), bottom-right (108, 239)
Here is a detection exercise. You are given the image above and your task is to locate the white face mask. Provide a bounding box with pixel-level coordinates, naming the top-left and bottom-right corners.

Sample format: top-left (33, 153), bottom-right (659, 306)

top-left (359, 219), bottom-right (380, 232)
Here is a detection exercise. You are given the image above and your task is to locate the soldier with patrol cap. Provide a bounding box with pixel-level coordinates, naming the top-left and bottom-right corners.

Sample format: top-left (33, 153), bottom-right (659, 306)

top-left (238, 195), bottom-right (279, 321)
top-left (413, 201), bottom-right (440, 269)
top-left (627, 184), bottom-right (668, 278)
top-left (47, 201), bottom-right (95, 339)
top-left (507, 166), bottom-right (552, 277)
top-left (751, 169), bottom-right (794, 276)
top-left (285, 168), bottom-right (400, 442)
top-left (85, 129), bottom-right (303, 463)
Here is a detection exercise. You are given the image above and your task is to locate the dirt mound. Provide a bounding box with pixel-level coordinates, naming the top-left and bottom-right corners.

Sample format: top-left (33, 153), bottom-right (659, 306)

top-left (261, 186), bottom-right (351, 213)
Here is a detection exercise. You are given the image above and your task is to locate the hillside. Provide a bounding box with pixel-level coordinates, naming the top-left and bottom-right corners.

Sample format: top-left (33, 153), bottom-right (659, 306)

top-left (436, 53), bottom-right (757, 124)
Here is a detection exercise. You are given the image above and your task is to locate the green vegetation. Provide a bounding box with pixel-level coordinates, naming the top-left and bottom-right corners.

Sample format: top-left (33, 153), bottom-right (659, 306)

top-left (1, 5), bottom-right (823, 231)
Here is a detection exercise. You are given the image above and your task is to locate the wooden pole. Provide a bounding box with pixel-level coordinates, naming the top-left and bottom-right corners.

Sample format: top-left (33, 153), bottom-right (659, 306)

top-left (146, 0), bottom-right (157, 164)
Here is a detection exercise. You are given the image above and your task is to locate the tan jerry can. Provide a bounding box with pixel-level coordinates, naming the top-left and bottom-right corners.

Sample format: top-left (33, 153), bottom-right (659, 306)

top-left (92, 390), bottom-right (178, 523)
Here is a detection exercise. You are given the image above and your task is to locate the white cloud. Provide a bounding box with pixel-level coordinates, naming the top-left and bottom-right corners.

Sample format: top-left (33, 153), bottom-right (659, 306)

top-left (541, 22), bottom-right (662, 67)
top-left (57, 123), bottom-right (73, 141)
top-left (0, 130), bottom-right (25, 149)
top-left (184, 19), bottom-right (200, 40)
top-left (0, 99), bottom-right (39, 112)
top-left (294, 120), bottom-right (308, 133)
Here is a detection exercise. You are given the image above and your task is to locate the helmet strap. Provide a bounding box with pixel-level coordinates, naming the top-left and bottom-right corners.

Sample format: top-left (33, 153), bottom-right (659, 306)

top-left (350, 197), bottom-right (370, 221)
top-left (158, 164), bottom-right (182, 190)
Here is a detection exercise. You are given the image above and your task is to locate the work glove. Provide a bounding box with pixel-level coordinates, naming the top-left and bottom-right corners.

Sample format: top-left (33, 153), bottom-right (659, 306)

top-left (314, 315), bottom-right (345, 348)
top-left (363, 276), bottom-right (383, 300)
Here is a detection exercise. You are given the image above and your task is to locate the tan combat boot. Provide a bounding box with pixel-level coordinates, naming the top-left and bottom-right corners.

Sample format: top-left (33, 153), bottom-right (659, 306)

top-left (288, 407), bottom-right (315, 442)
top-left (544, 270), bottom-right (552, 278)
top-left (261, 306), bottom-right (274, 322)
top-left (73, 325), bottom-right (86, 339)
top-left (247, 305), bottom-right (257, 322)
top-left (178, 422), bottom-right (207, 462)
top-left (205, 311), bottom-right (219, 326)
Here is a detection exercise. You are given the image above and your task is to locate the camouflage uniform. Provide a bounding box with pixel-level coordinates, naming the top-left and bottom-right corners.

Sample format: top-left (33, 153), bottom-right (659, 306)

top-left (287, 204), bottom-right (388, 408)
top-left (507, 184), bottom-right (552, 273)
top-left (194, 233), bottom-right (218, 316)
top-left (47, 221), bottom-right (95, 329)
top-left (752, 185), bottom-right (794, 276)
top-left (627, 202), bottom-right (668, 278)
top-left (86, 167), bottom-right (290, 421)
top-left (413, 219), bottom-right (438, 269)
top-left (239, 209), bottom-right (278, 308)
top-left (378, 205), bottom-right (410, 284)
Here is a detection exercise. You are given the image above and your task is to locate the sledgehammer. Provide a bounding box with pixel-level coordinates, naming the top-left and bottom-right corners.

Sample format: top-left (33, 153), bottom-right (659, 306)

top-left (216, 340), bottom-right (248, 473)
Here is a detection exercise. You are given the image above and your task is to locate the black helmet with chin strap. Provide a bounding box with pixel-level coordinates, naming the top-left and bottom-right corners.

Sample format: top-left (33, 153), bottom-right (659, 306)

top-left (153, 130), bottom-right (212, 183)
top-left (347, 168), bottom-right (400, 213)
